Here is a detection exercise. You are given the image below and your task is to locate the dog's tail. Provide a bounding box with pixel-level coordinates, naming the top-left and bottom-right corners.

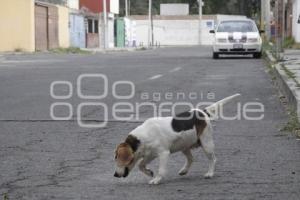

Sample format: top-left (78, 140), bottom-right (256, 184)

top-left (204, 94), bottom-right (241, 117)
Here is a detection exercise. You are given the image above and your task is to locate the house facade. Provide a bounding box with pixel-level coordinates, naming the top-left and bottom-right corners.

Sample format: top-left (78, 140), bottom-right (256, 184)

top-left (0, 0), bottom-right (119, 52)
top-left (0, 0), bottom-right (70, 52)
top-left (67, 0), bottom-right (86, 48)
top-left (79, 0), bottom-right (119, 48)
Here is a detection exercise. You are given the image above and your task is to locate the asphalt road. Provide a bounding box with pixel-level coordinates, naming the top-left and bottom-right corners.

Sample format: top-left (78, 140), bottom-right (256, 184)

top-left (0, 47), bottom-right (299, 200)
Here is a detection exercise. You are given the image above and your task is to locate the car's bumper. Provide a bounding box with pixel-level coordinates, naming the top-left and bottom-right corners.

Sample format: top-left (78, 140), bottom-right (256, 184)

top-left (213, 43), bottom-right (262, 54)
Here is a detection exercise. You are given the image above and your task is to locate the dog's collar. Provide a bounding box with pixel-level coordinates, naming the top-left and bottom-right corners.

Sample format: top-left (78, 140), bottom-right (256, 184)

top-left (125, 135), bottom-right (141, 152)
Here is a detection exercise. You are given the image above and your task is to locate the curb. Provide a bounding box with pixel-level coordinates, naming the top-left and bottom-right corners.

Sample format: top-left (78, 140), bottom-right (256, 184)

top-left (81, 46), bottom-right (157, 53)
top-left (273, 64), bottom-right (300, 118)
top-left (0, 55), bottom-right (5, 63)
top-left (264, 50), bottom-right (277, 63)
top-left (265, 50), bottom-right (300, 121)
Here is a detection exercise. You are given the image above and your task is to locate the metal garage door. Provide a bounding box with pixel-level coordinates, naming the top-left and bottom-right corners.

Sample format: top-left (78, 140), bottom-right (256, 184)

top-left (47, 5), bottom-right (59, 49)
top-left (116, 19), bottom-right (125, 47)
top-left (35, 3), bottom-right (59, 51)
top-left (70, 14), bottom-right (86, 48)
top-left (35, 5), bottom-right (48, 51)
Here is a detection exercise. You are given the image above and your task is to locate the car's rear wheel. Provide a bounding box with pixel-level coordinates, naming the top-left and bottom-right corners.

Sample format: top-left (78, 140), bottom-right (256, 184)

top-left (253, 52), bottom-right (262, 59)
top-left (213, 52), bottom-right (219, 59)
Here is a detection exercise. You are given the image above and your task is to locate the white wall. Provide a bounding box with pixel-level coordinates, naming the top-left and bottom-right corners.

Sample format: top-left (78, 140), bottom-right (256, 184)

top-left (292, 0), bottom-right (300, 42)
top-left (215, 14), bottom-right (247, 28)
top-left (108, 13), bottom-right (115, 48)
top-left (160, 4), bottom-right (189, 16)
top-left (127, 15), bottom-right (251, 46)
top-left (110, 0), bottom-right (119, 14)
top-left (216, 14), bottom-right (247, 21)
top-left (67, 0), bottom-right (79, 10)
top-left (124, 18), bottom-right (137, 47)
top-left (132, 19), bottom-right (215, 46)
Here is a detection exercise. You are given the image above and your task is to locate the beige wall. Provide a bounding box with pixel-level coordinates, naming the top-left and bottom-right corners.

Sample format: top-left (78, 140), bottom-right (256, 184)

top-left (0, 0), bottom-right (35, 52)
top-left (57, 5), bottom-right (70, 48)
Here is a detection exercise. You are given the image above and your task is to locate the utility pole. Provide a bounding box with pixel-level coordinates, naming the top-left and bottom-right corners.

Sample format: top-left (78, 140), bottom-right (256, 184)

top-left (275, 0), bottom-right (279, 59)
top-left (282, 0), bottom-right (286, 45)
top-left (99, 11), bottom-right (102, 49)
top-left (261, 0), bottom-right (266, 32)
top-left (275, 0), bottom-right (284, 59)
top-left (103, 0), bottom-right (108, 49)
top-left (125, 0), bottom-right (128, 17)
top-left (261, 0), bottom-right (271, 40)
top-left (128, 0), bottom-right (131, 16)
top-left (148, 0), bottom-right (153, 47)
top-left (265, 0), bottom-right (271, 40)
top-left (198, 0), bottom-right (203, 45)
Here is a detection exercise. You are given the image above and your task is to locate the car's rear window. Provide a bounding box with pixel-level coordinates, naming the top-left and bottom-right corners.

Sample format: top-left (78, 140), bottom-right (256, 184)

top-left (217, 21), bottom-right (257, 33)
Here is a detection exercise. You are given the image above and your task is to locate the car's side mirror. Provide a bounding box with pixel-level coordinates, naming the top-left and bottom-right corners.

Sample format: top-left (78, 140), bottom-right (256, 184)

top-left (259, 30), bottom-right (265, 34)
top-left (209, 30), bottom-right (215, 34)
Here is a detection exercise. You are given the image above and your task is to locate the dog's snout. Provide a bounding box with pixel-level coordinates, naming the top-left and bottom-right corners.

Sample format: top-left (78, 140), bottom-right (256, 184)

top-left (123, 167), bottom-right (129, 177)
top-left (114, 172), bottom-right (121, 178)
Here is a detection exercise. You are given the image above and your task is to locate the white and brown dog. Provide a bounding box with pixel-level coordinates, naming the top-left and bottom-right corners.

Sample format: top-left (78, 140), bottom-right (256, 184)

top-left (114, 94), bottom-right (240, 185)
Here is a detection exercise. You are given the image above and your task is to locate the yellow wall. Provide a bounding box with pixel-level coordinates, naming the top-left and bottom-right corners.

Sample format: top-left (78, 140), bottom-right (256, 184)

top-left (0, 0), bottom-right (35, 52)
top-left (57, 5), bottom-right (70, 48)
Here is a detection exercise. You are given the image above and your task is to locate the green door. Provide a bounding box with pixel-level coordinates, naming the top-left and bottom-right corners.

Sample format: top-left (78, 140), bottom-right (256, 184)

top-left (116, 19), bottom-right (125, 48)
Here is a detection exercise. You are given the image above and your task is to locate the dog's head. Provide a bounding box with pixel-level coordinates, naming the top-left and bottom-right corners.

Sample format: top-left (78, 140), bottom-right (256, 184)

top-left (114, 135), bottom-right (141, 178)
top-left (114, 143), bottom-right (136, 178)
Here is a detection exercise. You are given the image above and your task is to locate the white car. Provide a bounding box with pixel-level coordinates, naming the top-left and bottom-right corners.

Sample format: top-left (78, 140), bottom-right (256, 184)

top-left (210, 19), bottom-right (263, 59)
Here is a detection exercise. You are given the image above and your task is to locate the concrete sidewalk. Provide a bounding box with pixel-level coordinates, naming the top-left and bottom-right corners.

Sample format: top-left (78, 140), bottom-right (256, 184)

top-left (266, 49), bottom-right (300, 122)
top-left (283, 49), bottom-right (300, 85)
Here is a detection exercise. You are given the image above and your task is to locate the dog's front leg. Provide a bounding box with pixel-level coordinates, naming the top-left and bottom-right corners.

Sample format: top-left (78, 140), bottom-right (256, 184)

top-left (149, 151), bottom-right (170, 185)
top-left (139, 159), bottom-right (154, 177)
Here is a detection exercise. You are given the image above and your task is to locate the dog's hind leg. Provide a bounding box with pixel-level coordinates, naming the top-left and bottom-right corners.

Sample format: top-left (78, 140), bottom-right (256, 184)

top-left (178, 149), bottom-right (193, 176)
top-left (200, 128), bottom-right (216, 179)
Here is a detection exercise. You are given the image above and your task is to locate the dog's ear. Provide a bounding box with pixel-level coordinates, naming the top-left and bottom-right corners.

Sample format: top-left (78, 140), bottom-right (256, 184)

top-left (115, 143), bottom-right (134, 166)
